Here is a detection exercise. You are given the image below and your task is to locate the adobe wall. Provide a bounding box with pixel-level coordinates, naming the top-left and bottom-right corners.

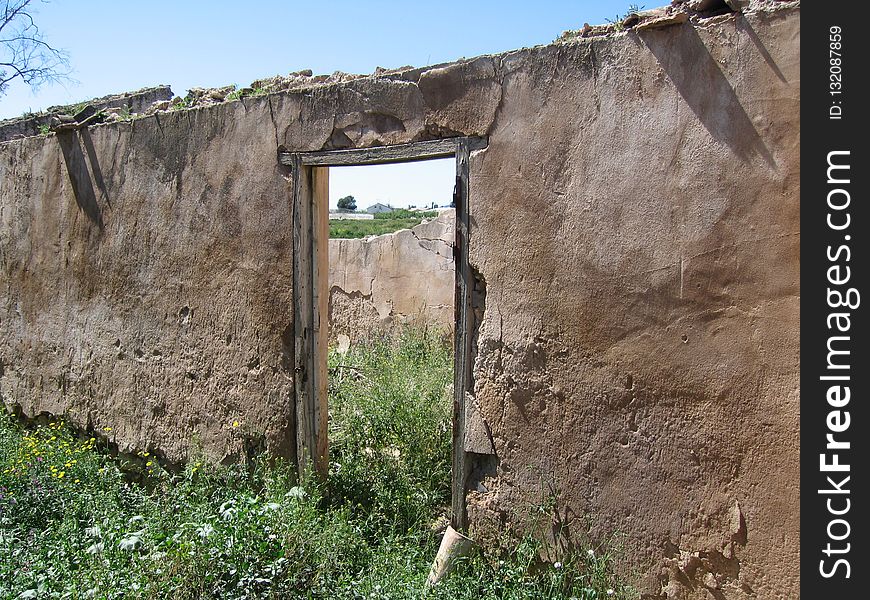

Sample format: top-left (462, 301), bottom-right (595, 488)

top-left (463, 7), bottom-right (800, 599)
top-left (0, 86), bottom-right (174, 143)
top-left (0, 2), bottom-right (800, 597)
top-left (0, 99), bottom-right (296, 465)
top-left (328, 210), bottom-right (455, 342)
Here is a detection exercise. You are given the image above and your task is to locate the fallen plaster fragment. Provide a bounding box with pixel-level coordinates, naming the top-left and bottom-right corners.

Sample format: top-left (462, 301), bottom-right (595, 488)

top-left (426, 526), bottom-right (474, 586)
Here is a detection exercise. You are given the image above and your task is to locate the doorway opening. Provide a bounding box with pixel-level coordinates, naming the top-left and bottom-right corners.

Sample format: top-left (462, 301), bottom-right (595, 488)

top-left (326, 158), bottom-right (456, 351)
top-left (283, 137), bottom-right (484, 530)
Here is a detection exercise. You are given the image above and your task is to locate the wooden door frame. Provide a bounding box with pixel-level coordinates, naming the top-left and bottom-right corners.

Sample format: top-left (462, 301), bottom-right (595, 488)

top-left (282, 136), bottom-right (486, 529)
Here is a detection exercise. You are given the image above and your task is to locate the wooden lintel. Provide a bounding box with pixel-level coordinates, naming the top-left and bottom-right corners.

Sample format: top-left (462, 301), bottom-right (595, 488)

top-left (279, 136), bottom-right (487, 167)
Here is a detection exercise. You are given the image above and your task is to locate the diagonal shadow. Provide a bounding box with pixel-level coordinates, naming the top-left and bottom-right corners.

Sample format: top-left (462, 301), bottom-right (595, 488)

top-left (80, 129), bottom-right (112, 209)
top-left (57, 130), bottom-right (105, 229)
top-left (638, 24), bottom-right (776, 168)
top-left (736, 14), bottom-right (787, 83)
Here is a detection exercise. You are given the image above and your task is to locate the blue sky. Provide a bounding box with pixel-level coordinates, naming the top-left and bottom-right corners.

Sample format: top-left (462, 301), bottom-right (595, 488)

top-left (329, 160), bottom-right (456, 210)
top-left (2, 0), bottom-right (643, 209)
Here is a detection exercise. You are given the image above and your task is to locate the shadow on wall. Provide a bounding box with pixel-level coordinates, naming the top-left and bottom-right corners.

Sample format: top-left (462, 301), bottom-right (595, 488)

top-left (57, 130), bottom-right (110, 229)
top-left (638, 20), bottom-right (777, 168)
top-left (736, 15), bottom-right (787, 84)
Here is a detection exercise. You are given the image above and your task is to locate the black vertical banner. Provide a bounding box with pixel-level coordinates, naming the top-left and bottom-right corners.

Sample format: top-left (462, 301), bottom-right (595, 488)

top-left (802, 2), bottom-right (868, 597)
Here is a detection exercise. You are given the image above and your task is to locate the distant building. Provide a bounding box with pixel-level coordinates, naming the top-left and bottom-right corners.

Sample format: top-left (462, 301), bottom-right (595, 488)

top-left (365, 203), bottom-right (393, 214)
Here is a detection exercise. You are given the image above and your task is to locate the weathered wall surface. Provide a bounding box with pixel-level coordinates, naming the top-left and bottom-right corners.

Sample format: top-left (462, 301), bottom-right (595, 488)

top-left (0, 101), bottom-right (296, 465)
top-left (465, 8), bottom-right (800, 600)
top-left (0, 86), bottom-right (174, 143)
top-left (328, 210), bottom-right (454, 342)
top-left (0, 2), bottom-right (799, 597)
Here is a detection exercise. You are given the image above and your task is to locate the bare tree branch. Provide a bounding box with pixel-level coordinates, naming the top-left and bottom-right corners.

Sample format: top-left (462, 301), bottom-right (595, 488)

top-left (1, 0), bottom-right (71, 97)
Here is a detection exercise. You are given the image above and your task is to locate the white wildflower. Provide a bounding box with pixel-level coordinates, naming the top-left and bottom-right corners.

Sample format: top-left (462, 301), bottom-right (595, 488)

top-left (262, 502), bottom-right (281, 513)
top-left (196, 523), bottom-right (215, 538)
top-left (84, 525), bottom-right (101, 539)
top-left (119, 530), bottom-right (145, 551)
top-left (219, 499), bottom-right (237, 520)
top-left (86, 542), bottom-right (105, 555)
top-left (286, 486), bottom-right (305, 500)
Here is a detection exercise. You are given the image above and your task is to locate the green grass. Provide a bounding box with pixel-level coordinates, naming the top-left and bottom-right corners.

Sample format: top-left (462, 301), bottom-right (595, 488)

top-left (372, 209), bottom-right (438, 221)
top-left (329, 210), bottom-right (440, 239)
top-left (226, 87), bottom-right (268, 102)
top-left (61, 101), bottom-right (89, 116)
top-left (0, 329), bottom-right (635, 599)
top-left (329, 218), bottom-right (422, 239)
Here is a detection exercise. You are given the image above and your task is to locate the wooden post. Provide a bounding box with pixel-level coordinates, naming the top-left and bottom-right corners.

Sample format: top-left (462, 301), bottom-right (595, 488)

top-left (310, 166), bottom-right (329, 478)
top-left (451, 140), bottom-right (472, 531)
top-left (292, 161), bottom-right (329, 480)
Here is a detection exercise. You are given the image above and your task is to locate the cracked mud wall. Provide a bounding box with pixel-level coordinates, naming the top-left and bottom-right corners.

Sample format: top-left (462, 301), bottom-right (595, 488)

top-left (0, 2), bottom-right (799, 597)
top-left (465, 6), bottom-right (800, 600)
top-left (328, 210), bottom-right (455, 342)
top-left (0, 103), bottom-right (297, 466)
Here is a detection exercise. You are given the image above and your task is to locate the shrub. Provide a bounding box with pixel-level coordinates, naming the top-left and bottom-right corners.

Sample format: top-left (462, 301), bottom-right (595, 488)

top-left (337, 195), bottom-right (357, 211)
